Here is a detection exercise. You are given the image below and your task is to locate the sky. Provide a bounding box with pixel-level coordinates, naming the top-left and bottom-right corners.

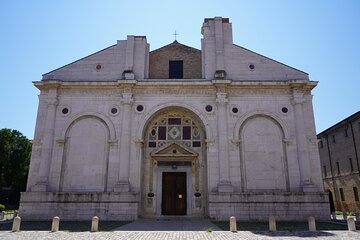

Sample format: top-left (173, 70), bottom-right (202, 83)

top-left (0, 0), bottom-right (359, 139)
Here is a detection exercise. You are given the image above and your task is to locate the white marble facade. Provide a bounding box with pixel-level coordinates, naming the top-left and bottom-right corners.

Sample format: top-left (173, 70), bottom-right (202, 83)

top-left (20, 17), bottom-right (329, 221)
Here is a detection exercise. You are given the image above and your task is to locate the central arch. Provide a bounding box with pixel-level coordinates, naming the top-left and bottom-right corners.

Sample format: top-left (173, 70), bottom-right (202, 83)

top-left (140, 106), bottom-right (207, 217)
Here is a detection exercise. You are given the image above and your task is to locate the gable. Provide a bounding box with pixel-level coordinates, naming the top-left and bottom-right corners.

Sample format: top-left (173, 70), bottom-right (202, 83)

top-left (150, 142), bottom-right (198, 160)
top-left (149, 41), bottom-right (201, 79)
top-left (42, 43), bottom-right (126, 81)
top-left (224, 44), bottom-right (309, 81)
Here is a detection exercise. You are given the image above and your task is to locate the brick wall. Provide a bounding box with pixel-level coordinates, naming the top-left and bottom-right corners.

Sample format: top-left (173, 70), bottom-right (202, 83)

top-left (318, 111), bottom-right (360, 212)
top-left (149, 41), bottom-right (201, 79)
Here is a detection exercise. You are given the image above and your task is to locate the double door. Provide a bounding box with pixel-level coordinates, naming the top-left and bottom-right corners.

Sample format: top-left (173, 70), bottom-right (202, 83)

top-left (162, 172), bottom-right (186, 215)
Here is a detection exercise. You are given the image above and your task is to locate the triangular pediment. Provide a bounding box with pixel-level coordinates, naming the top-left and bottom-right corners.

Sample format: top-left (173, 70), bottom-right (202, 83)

top-left (150, 142), bottom-right (198, 158)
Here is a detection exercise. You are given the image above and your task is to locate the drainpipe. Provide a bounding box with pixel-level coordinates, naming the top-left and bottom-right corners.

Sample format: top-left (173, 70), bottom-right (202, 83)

top-left (325, 134), bottom-right (339, 208)
top-left (349, 122), bottom-right (360, 176)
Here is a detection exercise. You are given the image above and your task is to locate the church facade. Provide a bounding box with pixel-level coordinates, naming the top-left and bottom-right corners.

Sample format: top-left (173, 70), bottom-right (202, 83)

top-left (20, 17), bottom-right (329, 220)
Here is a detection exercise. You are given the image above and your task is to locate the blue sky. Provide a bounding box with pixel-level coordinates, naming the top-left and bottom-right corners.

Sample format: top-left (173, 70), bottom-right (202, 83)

top-left (1, 0), bottom-right (359, 139)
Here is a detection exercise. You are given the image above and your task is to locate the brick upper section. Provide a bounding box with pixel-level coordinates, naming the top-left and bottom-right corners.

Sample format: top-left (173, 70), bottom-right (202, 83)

top-left (149, 41), bottom-right (201, 79)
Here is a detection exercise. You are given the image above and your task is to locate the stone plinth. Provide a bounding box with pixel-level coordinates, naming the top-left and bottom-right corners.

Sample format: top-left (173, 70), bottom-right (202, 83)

top-left (19, 192), bottom-right (139, 221)
top-left (208, 192), bottom-right (330, 221)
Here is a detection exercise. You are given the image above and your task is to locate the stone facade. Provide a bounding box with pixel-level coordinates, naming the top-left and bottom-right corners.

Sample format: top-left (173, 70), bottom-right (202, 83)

top-left (317, 111), bottom-right (360, 213)
top-left (20, 17), bottom-right (328, 221)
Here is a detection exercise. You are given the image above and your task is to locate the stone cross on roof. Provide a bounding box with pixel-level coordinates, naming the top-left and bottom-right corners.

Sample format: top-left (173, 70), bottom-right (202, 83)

top-left (173, 30), bottom-right (179, 41)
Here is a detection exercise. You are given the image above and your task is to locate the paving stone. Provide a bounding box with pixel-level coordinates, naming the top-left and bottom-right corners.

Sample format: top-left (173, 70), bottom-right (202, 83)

top-left (0, 230), bottom-right (360, 240)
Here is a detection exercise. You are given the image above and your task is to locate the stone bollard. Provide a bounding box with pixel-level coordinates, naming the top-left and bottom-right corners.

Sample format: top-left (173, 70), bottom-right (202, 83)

top-left (343, 213), bottom-right (348, 221)
top-left (347, 217), bottom-right (356, 231)
top-left (12, 216), bottom-right (21, 232)
top-left (51, 216), bottom-right (60, 232)
top-left (269, 215), bottom-right (276, 232)
top-left (331, 212), bottom-right (337, 220)
top-left (308, 216), bottom-right (316, 231)
top-left (91, 216), bottom-right (99, 232)
top-left (229, 216), bottom-right (237, 232)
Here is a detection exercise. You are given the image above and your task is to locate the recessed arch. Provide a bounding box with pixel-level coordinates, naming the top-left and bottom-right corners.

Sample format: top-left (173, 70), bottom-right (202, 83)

top-left (60, 115), bottom-right (110, 192)
top-left (237, 112), bottom-right (290, 192)
top-left (136, 102), bottom-right (213, 141)
top-left (139, 104), bottom-right (208, 217)
top-left (233, 110), bottom-right (290, 141)
top-left (60, 111), bottom-right (116, 141)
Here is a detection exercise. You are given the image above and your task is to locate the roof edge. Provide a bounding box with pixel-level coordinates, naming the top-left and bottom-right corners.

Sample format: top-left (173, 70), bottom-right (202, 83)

top-left (42, 44), bottom-right (117, 78)
top-left (233, 44), bottom-right (309, 76)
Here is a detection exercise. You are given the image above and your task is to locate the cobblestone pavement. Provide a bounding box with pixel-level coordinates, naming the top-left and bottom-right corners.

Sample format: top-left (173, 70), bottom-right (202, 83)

top-left (115, 218), bottom-right (222, 231)
top-left (0, 230), bottom-right (360, 240)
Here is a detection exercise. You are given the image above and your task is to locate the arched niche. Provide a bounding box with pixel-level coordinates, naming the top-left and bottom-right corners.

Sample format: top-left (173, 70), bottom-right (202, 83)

top-left (239, 115), bottom-right (289, 191)
top-left (60, 116), bottom-right (110, 192)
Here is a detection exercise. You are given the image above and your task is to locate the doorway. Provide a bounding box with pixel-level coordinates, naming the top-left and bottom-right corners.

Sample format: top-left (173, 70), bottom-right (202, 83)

top-left (162, 172), bottom-right (187, 215)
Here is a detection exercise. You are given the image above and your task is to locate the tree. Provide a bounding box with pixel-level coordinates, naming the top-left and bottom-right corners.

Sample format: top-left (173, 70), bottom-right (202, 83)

top-left (0, 128), bottom-right (32, 205)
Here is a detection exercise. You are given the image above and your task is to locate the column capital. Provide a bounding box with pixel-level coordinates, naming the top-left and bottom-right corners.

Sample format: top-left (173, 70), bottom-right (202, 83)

top-left (46, 97), bottom-right (59, 106)
top-left (121, 92), bottom-right (134, 105)
top-left (216, 92), bottom-right (228, 104)
top-left (291, 97), bottom-right (305, 105)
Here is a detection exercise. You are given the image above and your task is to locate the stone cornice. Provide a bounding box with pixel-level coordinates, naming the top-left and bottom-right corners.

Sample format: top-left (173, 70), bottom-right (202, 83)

top-left (34, 79), bottom-right (317, 91)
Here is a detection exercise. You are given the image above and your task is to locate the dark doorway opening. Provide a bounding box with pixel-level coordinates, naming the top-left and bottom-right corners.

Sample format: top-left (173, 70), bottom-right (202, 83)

top-left (162, 172), bottom-right (186, 215)
top-left (169, 61), bottom-right (183, 79)
top-left (328, 191), bottom-right (335, 213)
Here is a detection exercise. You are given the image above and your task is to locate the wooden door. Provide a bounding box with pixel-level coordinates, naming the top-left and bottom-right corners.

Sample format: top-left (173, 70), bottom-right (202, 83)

top-left (162, 172), bottom-right (187, 215)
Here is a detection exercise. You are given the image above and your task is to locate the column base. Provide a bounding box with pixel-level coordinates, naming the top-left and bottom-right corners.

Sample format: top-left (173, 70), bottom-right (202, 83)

top-left (31, 183), bottom-right (48, 192)
top-left (301, 181), bottom-right (318, 192)
top-left (114, 181), bottom-right (131, 192)
top-left (217, 180), bottom-right (233, 193)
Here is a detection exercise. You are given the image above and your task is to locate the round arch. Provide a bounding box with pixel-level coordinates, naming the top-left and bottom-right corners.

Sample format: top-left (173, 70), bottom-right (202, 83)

top-left (61, 111), bottom-right (116, 140)
top-left (233, 110), bottom-right (290, 140)
top-left (139, 103), bottom-right (209, 217)
top-left (136, 102), bottom-right (213, 141)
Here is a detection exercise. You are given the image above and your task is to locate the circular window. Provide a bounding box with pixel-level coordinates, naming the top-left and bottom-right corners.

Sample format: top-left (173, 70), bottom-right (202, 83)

top-left (111, 108), bottom-right (118, 114)
top-left (282, 107), bottom-right (288, 113)
top-left (96, 64), bottom-right (102, 71)
top-left (205, 105), bottom-right (213, 113)
top-left (136, 105), bottom-right (144, 112)
top-left (62, 108), bottom-right (69, 115)
top-left (232, 107), bottom-right (239, 114)
top-left (249, 64), bottom-right (255, 70)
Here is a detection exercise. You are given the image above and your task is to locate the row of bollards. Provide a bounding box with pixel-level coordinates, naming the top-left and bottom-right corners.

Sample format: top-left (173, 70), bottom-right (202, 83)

top-left (229, 215), bottom-right (357, 232)
top-left (12, 216), bottom-right (100, 232)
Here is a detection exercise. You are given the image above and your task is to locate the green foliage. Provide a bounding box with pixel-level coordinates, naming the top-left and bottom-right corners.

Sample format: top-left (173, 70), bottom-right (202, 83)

top-left (0, 204), bottom-right (5, 211)
top-left (347, 211), bottom-right (355, 216)
top-left (0, 128), bottom-right (32, 203)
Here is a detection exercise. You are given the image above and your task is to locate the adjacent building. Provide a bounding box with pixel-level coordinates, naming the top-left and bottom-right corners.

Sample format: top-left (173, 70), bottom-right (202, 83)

top-left (19, 17), bottom-right (329, 221)
top-left (318, 111), bottom-right (360, 213)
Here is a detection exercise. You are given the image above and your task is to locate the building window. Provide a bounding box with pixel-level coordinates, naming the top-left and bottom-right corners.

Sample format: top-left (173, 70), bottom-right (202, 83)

top-left (332, 135), bottom-right (336, 143)
top-left (323, 165), bottom-right (327, 177)
top-left (350, 158), bottom-right (354, 172)
top-left (147, 113), bottom-right (203, 148)
top-left (336, 162), bottom-right (340, 175)
top-left (319, 140), bottom-right (323, 148)
top-left (344, 128), bottom-right (349, 137)
top-left (354, 187), bottom-right (359, 201)
top-left (340, 188), bottom-right (345, 201)
top-left (169, 60), bottom-right (183, 79)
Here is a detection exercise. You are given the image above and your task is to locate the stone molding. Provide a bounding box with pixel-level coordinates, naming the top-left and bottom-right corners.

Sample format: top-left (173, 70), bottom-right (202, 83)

top-left (60, 111), bottom-right (116, 140)
top-left (233, 110), bottom-right (290, 140)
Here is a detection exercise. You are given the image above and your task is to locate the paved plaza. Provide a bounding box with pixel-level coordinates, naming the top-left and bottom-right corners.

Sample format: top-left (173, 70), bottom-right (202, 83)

top-left (1, 230), bottom-right (360, 240)
top-left (1, 218), bottom-right (360, 240)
